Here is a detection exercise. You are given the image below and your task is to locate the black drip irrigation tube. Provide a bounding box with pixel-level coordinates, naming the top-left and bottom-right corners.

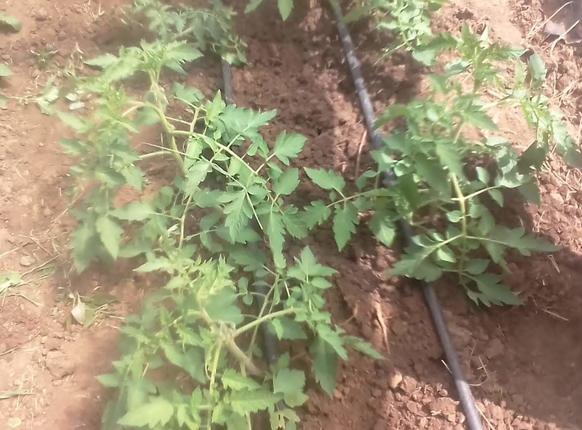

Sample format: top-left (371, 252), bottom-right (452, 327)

top-left (328, 3), bottom-right (484, 430)
top-left (220, 10), bottom-right (482, 428)
top-left (220, 59), bottom-right (280, 367)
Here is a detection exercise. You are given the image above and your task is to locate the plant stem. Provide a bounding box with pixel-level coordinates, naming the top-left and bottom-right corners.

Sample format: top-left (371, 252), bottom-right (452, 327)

top-left (234, 308), bottom-right (297, 337)
top-left (451, 174), bottom-right (468, 279)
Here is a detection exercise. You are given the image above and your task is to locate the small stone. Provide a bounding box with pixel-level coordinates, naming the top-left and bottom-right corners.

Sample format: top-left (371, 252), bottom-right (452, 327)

top-left (34, 8), bottom-right (50, 21)
top-left (388, 369), bottom-right (403, 390)
top-left (19, 255), bottom-right (35, 267)
top-left (486, 338), bottom-right (505, 359)
top-left (429, 397), bottom-right (457, 416)
top-left (400, 375), bottom-right (418, 395)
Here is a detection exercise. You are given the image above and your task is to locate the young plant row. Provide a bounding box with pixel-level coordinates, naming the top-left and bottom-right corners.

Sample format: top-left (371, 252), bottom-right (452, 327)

top-left (313, 0), bottom-right (582, 305)
top-left (59, 1), bottom-right (379, 429)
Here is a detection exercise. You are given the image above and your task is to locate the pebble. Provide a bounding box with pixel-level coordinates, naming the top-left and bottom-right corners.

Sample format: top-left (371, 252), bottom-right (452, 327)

top-left (19, 255), bottom-right (35, 267)
top-left (34, 8), bottom-right (50, 21)
top-left (388, 369), bottom-right (403, 390)
top-left (400, 375), bottom-right (418, 395)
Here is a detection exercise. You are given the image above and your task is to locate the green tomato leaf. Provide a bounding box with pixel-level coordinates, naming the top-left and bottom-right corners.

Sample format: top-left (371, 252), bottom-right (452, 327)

top-left (110, 202), bottom-right (152, 221)
top-left (274, 368), bottom-right (307, 407)
top-left (345, 336), bottom-right (384, 360)
top-left (84, 53), bottom-right (118, 69)
top-left (304, 167), bottom-right (345, 192)
top-left (277, 0), bottom-right (294, 20)
top-left (117, 397), bottom-right (174, 427)
top-left (528, 53), bottom-right (546, 82)
top-left (369, 212), bottom-right (396, 247)
top-left (273, 168), bottom-right (300, 195)
top-left (302, 201), bottom-right (331, 228)
top-left (267, 212), bottom-right (286, 269)
top-left (222, 369), bottom-right (261, 391)
top-left (332, 203), bottom-right (358, 250)
top-left (245, 0), bottom-right (264, 13)
top-left (230, 389), bottom-right (280, 415)
top-left (310, 337), bottom-right (338, 395)
top-left (95, 216), bottom-right (123, 260)
top-left (472, 273), bottom-right (522, 306)
top-left (273, 132), bottom-right (306, 165)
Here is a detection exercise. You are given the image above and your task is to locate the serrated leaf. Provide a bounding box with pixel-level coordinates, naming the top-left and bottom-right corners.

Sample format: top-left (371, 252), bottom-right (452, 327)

top-left (84, 53), bottom-right (118, 69)
top-left (345, 336), bottom-right (384, 360)
top-left (269, 317), bottom-right (307, 340)
top-left (229, 389), bottom-right (280, 415)
top-left (117, 397), bottom-right (174, 427)
top-left (435, 141), bottom-right (463, 177)
top-left (317, 325), bottom-right (347, 359)
top-left (274, 368), bottom-right (307, 407)
top-left (303, 201), bottom-right (331, 228)
top-left (0, 13), bottom-right (22, 32)
top-left (205, 290), bottom-right (244, 325)
top-left (472, 273), bottom-right (522, 306)
top-left (96, 373), bottom-right (119, 388)
top-left (273, 168), bottom-right (299, 195)
top-left (57, 111), bottom-right (88, 133)
top-left (304, 168), bottom-right (345, 192)
top-left (277, 0), bottom-right (294, 20)
top-left (391, 252), bottom-right (443, 282)
top-left (110, 202), bottom-right (152, 221)
top-left (95, 216), bottom-right (123, 259)
top-left (267, 212), bottom-right (286, 269)
top-left (416, 156), bottom-right (449, 195)
top-left (222, 369), bottom-right (260, 391)
top-left (310, 337), bottom-right (338, 395)
top-left (528, 53), bottom-right (546, 82)
top-left (273, 132), bottom-right (306, 165)
top-left (369, 212), bottom-right (395, 246)
top-left (332, 203), bottom-right (358, 250)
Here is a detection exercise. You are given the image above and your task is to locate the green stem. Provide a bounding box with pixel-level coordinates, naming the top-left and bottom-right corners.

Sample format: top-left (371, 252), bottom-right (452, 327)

top-left (451, 174), bottom-right (468, 280)
top-left (326, 188), bottom-right (389, 208)
top-left (234, 308), bottom-right (297, 337)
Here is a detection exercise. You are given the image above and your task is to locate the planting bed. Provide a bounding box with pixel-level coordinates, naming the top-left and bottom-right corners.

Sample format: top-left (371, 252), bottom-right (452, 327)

top-left (0, 0), bottom-right (581, 429)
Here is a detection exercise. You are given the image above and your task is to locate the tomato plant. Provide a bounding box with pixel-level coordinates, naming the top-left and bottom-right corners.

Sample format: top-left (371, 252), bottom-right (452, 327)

top-left (59, 2), bottom-right (380, 429)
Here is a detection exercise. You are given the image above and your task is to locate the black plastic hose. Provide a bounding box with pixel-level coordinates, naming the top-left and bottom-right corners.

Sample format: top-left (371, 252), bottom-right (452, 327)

top-left (328, 2), bottom-right (484, 429)
top-left (220, 59), bottom-right (279, 366)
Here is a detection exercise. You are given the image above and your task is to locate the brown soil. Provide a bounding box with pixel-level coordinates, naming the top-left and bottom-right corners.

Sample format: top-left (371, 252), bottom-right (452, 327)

top-left (1, 0), bottom-right (581, 429)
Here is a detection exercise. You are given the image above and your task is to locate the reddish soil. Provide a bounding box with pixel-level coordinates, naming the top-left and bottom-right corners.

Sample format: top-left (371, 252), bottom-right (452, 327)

top-left (1, 0), bottom-right (581, 429)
